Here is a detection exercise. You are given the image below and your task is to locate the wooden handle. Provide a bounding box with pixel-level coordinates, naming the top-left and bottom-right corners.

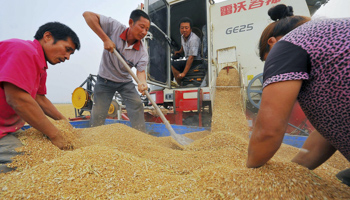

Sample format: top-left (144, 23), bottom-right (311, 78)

top-left (112, 49), bottom-right (177, 135)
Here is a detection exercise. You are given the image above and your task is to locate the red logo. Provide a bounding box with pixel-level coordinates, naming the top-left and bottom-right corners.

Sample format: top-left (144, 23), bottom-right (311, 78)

top-left (220, 0), bottom-right (282, 16)
top-left (221, 4), bottom-right (233, 16)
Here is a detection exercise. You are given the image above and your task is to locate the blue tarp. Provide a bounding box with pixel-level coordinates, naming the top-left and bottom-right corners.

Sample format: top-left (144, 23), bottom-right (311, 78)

top-left (283, 134), bottom-right (308, 148)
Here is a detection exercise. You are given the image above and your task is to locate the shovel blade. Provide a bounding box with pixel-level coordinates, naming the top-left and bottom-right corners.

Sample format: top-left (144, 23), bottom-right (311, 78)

top-left (167, 126), bottom-right (194, 146)
top-left (171, 133), bottom-right (194, 146)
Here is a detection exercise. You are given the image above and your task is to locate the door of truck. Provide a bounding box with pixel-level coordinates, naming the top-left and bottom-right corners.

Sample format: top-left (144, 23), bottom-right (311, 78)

top-left (144, 0), bottom-right (171, 89)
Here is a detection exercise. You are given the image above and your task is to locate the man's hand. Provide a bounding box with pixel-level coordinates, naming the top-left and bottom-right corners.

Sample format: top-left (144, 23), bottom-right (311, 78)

top-left (104, 39), bottom-right (116, 53)
top-left (174, 46), bottom-right (183, 56)
top-left (83, 11), bottom-right (115, 53)
top-left (49, 131), bottom-right (69, 150)
top-left (4, 82), bottom-right (70, 150)
top-left (136, 70), bottom-right (147, 95)
top-left (138, 82), bottom-right (148, 95)
top-left (177, 72), bottom-right (186, 79)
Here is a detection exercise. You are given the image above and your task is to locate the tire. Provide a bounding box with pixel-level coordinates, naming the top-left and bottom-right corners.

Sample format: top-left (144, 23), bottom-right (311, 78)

top-left (107, 100), bottom-right (119, 118)
top-left (247, 73), bottom-right (263, 109)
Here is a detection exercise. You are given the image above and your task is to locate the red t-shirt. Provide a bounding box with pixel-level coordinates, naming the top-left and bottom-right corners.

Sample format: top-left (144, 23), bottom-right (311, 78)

top-left (0, 39), bottom-right (47, 138)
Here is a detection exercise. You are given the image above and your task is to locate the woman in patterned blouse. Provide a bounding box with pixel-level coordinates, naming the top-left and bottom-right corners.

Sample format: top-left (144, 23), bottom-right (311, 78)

top-left (246, 4), bottom-right (350, 186)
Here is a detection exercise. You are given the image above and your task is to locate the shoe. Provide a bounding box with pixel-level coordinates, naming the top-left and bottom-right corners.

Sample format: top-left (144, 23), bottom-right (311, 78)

top-left (336, 168), bottom-right (350, 186)
top-left (171, 81), bottom-right (179, 88)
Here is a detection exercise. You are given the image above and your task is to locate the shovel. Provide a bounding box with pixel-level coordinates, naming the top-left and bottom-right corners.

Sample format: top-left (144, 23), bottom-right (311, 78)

top-left (113, 49), bottom-right (194, 146)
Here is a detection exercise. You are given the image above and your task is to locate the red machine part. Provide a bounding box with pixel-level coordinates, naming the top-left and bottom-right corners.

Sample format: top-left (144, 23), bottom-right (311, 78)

top-left (174, 89), bottom-right (203, 126)
top-left (148, 90), bottom-right (164, 105)
top-left (175, 90), bottom-right (199, 111)
top-left (143, 89), bottom-right (208, 127)
top-left (223, 66), bottom-right (234, 74)
top-left (286, 102), bottom-right (315, 135)
top-left (246, 101), bottom-right (315, 135)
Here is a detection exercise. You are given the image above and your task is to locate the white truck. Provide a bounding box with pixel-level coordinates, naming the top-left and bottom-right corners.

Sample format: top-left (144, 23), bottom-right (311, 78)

top-left (144, 0), bottom-right (327, 126)
top-left (143, 0), bottom-right (327, 127)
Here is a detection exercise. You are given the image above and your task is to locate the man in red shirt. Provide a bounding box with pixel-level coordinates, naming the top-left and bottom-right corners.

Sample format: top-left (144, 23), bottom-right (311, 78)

top-left (0, 22), bottom-right (80, 172)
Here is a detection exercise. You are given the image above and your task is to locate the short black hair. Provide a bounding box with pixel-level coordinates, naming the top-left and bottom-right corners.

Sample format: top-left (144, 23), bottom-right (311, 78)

top-left (34, 22), bottom-right (81, 50)
top-left (179, 17), bottom-right (193, 29)
top-left (130, 9), bottom-right (150, 23)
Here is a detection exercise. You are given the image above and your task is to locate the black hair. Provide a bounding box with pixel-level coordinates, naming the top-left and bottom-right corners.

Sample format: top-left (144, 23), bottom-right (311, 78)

top-left (258, 4), bottom-right (310, 61)
top-left (268, 4), bottom-right (294, 21)
top-left (130, 9), bottom-right (150, 23)
top-left (34, 22), bottom-right (81, 50)
top-left (179, 17), bottom-right (193, 29)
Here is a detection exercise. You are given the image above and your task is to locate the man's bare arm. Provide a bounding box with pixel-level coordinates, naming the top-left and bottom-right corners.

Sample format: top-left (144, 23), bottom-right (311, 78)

top-left (83, 11), bottom-right (115, 52)
top-left (136, 70), bottom-right (148, 95)
top-left (4, 82), bottom-right (67, 149)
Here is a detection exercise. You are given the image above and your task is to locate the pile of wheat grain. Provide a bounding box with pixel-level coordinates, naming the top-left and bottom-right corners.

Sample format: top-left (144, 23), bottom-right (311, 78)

top-left (1, 68), bottom-right (349, 199)
top-left (54, 104), bottom-right (77, 119)
top-left (211, 68), bottom-right (249, 140)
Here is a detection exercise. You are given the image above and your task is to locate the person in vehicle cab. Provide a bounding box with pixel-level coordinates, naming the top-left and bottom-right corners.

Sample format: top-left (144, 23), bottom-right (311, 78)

top-left (171, 17), bottom-right (202, 85)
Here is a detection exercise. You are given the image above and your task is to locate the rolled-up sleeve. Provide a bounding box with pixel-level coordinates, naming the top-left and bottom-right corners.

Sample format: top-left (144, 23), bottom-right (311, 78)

top-left (99, 14), bottom-right (122, 37)
top-left (136, 46), bottom-right (148, 72)
top-left (263, 41), bottom-right (310, 89)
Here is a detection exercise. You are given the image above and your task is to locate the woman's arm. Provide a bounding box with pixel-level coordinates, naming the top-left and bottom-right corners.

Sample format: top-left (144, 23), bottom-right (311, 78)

top-left (247, 80), bottom-right (302, 168)
top-left (292, 130), bottom-right (336, 170)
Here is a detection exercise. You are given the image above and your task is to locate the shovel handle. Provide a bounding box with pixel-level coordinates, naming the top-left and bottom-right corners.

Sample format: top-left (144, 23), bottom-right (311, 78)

top-left (112, 49), bottom-right (177, 135)
top-left (113, 49), bottom-right (140, 82)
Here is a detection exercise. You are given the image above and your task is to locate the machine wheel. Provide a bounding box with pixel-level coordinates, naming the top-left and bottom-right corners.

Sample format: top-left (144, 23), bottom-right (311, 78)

top-left (72, 87), bottom-right (88, 109)
top-left (247, 73), bottom-right (263, 109)
top-left (107, 100), bottom-right (119, 118)
top-left (246, 73), bottom-right (311, 135)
